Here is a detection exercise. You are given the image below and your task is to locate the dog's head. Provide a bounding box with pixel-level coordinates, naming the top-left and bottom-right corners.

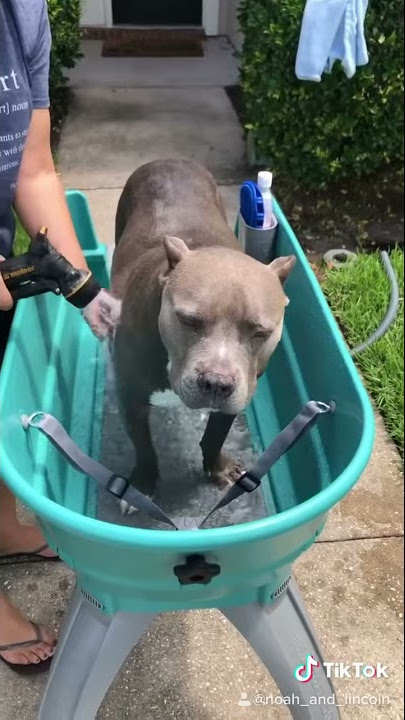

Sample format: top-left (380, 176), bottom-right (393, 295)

top-left (158, 236), bottom-right (296, 415)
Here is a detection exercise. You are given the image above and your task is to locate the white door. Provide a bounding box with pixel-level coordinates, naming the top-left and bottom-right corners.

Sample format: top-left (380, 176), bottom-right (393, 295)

top-left (203, 0), bottom-right (220, 35)
top-left (81, 0), bottom-right (106, 25)
top-left (80, 0), bottom-right (218, 33)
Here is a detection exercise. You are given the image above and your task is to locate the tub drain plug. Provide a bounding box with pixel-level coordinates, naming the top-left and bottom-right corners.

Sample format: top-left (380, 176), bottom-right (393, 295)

top-left (174, 554), bottom-right (221, 585)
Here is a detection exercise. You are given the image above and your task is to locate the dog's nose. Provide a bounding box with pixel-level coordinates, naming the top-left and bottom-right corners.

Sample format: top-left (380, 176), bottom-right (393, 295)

top-left (197, 372), bottom-right (235, 398)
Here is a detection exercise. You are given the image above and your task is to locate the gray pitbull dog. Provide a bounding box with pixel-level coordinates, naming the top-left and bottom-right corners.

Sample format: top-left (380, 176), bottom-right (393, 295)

top-left (104, 159), bottom-right (295, 499)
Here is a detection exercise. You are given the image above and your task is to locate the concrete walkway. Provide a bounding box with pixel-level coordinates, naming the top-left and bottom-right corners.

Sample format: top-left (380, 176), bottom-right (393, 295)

top-left (1, 40), bottom-right (403, 719)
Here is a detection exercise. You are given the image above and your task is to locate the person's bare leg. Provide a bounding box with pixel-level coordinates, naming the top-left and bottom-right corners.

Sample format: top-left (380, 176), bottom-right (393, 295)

top-left (0, 592), bottom-right (56, 666)
top-left (0, 480), bottom-right (57, 558)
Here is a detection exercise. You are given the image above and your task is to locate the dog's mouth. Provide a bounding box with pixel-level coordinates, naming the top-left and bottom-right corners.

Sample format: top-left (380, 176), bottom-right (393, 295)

top-left (168, 368), bottom-right (249, 415)
top-left (176, 385), bottom-right (246, 415)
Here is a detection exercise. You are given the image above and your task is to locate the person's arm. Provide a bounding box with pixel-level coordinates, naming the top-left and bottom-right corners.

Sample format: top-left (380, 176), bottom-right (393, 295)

top-left (13, 109), bottom-right (88, 271)
top-left (10, 107), bottom-right (121, 338)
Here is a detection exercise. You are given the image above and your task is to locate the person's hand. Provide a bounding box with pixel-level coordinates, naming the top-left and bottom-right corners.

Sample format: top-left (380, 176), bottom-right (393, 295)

top-left (82, 289), bottom-right (121, 341)
top-left (0, 257), bottom-right (13, 311)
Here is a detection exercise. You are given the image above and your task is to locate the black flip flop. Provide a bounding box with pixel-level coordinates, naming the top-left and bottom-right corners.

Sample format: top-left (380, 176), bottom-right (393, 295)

top-left (0, 622), bottom-right (56, 675)
top-left (0, 544), bottom-right (61, 565)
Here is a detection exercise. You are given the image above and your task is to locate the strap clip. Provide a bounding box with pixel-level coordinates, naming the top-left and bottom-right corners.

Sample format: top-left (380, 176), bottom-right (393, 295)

top-left (106, 475), bottom-right (129, 500)
top-left (236, 470), bottom-right (261, 493)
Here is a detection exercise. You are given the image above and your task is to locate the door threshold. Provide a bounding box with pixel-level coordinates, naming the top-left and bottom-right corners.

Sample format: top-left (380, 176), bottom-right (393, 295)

top-left (82, 26), bottom-right (206, 40)
top-left (111, 24), bottom-right (204, 30)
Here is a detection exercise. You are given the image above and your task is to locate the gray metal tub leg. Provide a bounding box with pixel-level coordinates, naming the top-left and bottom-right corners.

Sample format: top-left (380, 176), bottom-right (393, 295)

top-left (222, 578), bottom-right (340, 719)
top-left (39, 585), bottom-right (156, 720)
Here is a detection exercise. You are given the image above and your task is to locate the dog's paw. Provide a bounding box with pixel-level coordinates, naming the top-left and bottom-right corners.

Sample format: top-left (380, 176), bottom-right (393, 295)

top-left (207, 454), bottom-right (245, 489)
top-left (118, 492), bottom-right (157, 517)
top-left (119, 499), bottom-right (139, 516)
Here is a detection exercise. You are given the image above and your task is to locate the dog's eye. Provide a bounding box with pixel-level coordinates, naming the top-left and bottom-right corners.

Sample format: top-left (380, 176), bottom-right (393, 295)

top-left (176, 312), bottom-right (203, 329)
top-left (254, 329), bottom-right (271, 340)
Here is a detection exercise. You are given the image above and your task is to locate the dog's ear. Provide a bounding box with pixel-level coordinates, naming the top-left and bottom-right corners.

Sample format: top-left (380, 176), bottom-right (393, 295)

top-left (160, 236), bottom-right (190, 286)
top-left (163, 235), bottom-right (190, 270)
top-left (268, 255), bottom-right (296, 282)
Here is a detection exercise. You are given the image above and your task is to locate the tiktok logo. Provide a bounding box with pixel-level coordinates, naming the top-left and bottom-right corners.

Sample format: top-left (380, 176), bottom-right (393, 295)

top-left (294, 654), bottom-right (320, 683)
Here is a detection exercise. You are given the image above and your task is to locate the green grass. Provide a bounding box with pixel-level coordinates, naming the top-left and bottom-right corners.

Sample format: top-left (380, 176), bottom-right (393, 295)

top-left (323, 249), bottom-right (404, 456)
top-left (13, 214), bottom-right (30, 255)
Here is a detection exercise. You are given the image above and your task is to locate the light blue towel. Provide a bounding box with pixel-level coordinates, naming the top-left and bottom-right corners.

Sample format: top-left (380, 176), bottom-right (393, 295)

top-left (295, 0), bottom-right (370, 82)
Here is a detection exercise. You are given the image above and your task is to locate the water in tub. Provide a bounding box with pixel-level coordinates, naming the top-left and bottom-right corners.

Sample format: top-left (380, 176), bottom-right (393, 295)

top-left (97, 348), bottom-right (267, 530)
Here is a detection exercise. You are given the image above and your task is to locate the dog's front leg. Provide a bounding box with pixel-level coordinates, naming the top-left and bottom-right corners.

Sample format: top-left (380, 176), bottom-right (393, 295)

top-left (200, 412), bottom-right (244, 488)
top-left (127, 404), bottom-right (159, 498)
top-left (117, 403), bottom-right (159, 515)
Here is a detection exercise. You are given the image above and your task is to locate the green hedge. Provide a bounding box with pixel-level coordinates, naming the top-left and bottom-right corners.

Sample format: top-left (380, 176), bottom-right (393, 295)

top-left (238, 0), bottom-right (404, 188)
top-left (47, 0), bottom-right (82, 134)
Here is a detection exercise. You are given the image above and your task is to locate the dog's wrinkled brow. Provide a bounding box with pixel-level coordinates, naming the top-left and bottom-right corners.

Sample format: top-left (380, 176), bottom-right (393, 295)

top-left (247, 318), bottom-right (276, 333)
top-left (173, 304), bottom-right (202, 320)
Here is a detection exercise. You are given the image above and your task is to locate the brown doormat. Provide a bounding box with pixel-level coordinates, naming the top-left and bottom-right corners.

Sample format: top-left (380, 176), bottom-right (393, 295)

top-left (101, 29), bottom-right (205, 58)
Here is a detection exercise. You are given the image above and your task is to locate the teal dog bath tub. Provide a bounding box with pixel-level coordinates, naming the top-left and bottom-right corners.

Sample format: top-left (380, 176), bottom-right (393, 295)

top-left (0, 191), bottom-right (374, 615)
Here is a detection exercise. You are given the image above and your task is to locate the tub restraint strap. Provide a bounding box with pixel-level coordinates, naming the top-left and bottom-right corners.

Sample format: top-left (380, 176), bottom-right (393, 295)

top-left (22, 400), bottom-right (333, 531)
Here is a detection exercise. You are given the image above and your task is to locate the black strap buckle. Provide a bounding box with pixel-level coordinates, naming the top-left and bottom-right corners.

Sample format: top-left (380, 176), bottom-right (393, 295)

top-left (106, 474), bottom-right (129, 499)
top-left (236, 470), bottom-right (261, 493)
